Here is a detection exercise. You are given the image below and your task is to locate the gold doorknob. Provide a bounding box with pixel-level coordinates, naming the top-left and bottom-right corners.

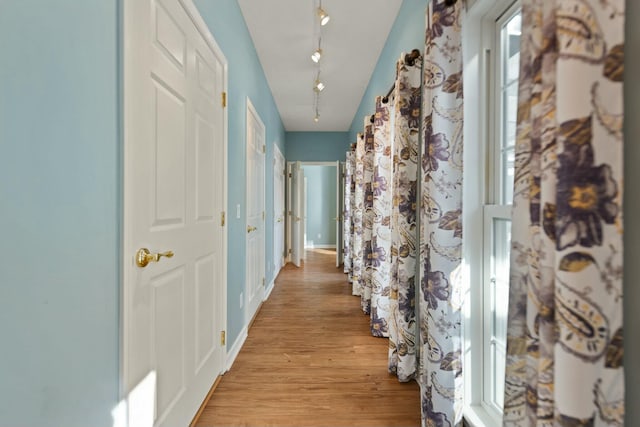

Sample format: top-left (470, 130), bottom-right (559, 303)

top-left (136, 248), bottom-right (174, 268)
top-left (247, 225), bottom-right (257, 233)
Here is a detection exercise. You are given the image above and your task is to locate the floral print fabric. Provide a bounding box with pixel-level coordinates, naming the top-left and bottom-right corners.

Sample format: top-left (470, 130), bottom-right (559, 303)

top-left (362, 118), bottom-right (375, 314)
top-left (388, 54), bottom-right (422, 382)
top-left (504, 0), bottom-right (625, 425)
top-left (369, 96), bottom-right (394, 338)
top-left (343, 151), bottom-right (353, 274)
top-left (418, 1), bottom-right (464, 425)
top-left (351, 135), bottom-right (365, 296)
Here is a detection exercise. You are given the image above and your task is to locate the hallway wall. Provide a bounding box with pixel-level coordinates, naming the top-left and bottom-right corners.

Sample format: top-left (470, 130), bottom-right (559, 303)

top-left (0, 1), bottom-right (120, 426)
top-left (286, 131), bottom-right (349, 162)
top-left (194, 0), bottom-right (286, 345)
top-left (347, 0), bottom-right (427, 143)
top-left (304, 166), bottom-right (337, 247)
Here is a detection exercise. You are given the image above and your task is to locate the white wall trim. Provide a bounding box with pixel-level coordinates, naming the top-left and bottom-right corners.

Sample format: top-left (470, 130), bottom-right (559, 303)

top-left (264, 276), bottom-right (276, 301)
top-left (225, 326), bottom-right (248, 373)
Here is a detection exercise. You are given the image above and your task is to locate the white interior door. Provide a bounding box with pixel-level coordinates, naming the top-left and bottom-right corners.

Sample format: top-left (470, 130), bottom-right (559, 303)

top-left (291, 162), bottom-right (302, 267)
top-left (123, 0), bottom-right (226, 426)
top-left (245, 99), bottom-right (265, 323)
top-left (285, 162), bottom-right (293, 264)
top-left (273, 145), bottom-right (285, 274)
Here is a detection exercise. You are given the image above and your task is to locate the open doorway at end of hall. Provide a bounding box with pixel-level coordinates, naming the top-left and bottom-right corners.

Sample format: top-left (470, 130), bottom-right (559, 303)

top-left (285, 161), bottom-right (345, 268)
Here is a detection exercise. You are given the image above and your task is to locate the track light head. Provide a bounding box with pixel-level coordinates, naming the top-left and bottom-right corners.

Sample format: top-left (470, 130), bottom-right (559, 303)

top-left (311, 48), bottom-right (323, 63)
top-left (314, 80), bottom-right (325, 93)
top-left (314, 114), bottom-right (320, 123)
top-left (317, 7), bottom-right (330, 26)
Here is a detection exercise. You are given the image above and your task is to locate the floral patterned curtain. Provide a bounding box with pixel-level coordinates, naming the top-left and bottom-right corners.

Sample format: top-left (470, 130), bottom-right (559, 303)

top-left (418, 0), bottom-right (464, 425)
top-left (343, 150), bottom-right (353, 275)
top-left (388, 53), bottom-right (422, 382)
top-left (362, 118), bottom-right (375, 314)
top-left (351, 134), bottom-right (365, 296)
top-left (503, 0), bottom-right (625, 425)
top-left (369, 96), bottom-right (394, 338)
top-left (348, 144), bottom-right (357, 284)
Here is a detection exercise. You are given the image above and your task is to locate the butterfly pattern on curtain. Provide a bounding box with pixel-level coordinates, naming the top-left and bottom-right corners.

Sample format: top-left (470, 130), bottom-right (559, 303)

top-left (369, 96), bottom-right (394, 338)
top-left (418, 0), bottom-right (464, 425)
top-left (388, 53), bottom-right (422, 383)
top-left (362, 118), bottom-right (375, 314)
top-left (503, 0), bottom-right (625, 425)
top-left (347, 144), bottom-right (357, 284)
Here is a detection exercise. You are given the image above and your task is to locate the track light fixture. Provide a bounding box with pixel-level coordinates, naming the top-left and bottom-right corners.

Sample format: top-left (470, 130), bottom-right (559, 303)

top-left (317, 7), bottom-right (330, 26)
top-left (313, 71), bottom-right (325, 93)
top-left (311, 48), bottom-right (322, 63)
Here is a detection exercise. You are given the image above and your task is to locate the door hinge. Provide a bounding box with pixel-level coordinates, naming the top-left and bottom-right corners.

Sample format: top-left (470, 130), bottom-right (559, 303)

top-left (221, 211), bottom-right (225, 226)
top-left (262, 144), bottom-right (266, 154)
top-left (221, 91), bottom-right (227, 108)
top-left (288, 173), bottom-right (292, 178)
top-left (262, 277), bottom-right (265, 286)
top-left (288, 248), bottom-right (292, 254)
top-left (262, 211), bottom-right (265, 221)
top-left (220, 330), bottom-right (226, 346)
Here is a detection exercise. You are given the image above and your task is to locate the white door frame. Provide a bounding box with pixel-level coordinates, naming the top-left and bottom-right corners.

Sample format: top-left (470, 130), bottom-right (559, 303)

top-left (298, 161), bottom-right (339, 254)
top-left (121, 0), bottom-right (228, 421)
top-left (244, 97), bottom-right (265, 325)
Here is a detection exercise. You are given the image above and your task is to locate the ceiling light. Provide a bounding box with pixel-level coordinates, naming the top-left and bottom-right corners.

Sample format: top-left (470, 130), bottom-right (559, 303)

top-left (314, 114), bottom-right (320, 123)
top-left (314, 79), bottom-right (325, 92)
top-left (311, 48), bottom-right (323, 63)
top-left (317, 7), bottom-right (330, 26)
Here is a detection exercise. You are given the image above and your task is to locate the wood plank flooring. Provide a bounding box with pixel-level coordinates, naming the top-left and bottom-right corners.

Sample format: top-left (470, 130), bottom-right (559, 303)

top-left (195, 248), bottom-right (421, 427)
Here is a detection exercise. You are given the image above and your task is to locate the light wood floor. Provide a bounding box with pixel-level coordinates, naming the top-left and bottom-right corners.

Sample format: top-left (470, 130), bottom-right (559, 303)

top-left (195, 248), bottom-right (421, 427)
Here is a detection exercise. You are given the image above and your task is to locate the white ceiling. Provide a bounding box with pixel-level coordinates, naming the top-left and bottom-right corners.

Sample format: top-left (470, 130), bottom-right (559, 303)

top-left (238, 0), bottom-right (403, 132)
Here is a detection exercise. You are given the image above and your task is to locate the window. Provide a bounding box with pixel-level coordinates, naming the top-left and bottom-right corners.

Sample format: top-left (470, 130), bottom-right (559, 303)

top-left (462, 1), bottom-right (520, 425)
top-left (482, 4), bottom-right (520, 418)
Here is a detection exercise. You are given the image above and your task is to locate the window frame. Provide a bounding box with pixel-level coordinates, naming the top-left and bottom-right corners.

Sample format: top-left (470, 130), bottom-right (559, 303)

top-left (462, 0), bottom-right (520, 425)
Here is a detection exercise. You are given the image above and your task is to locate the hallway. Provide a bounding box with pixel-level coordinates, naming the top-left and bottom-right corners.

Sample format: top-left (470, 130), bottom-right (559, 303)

top-left (195, 249), bottom-right (421, 426)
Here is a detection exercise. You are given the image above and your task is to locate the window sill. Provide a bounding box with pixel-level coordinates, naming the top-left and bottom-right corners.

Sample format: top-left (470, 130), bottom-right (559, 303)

top-left (463, 405), bottom-right (501, 427)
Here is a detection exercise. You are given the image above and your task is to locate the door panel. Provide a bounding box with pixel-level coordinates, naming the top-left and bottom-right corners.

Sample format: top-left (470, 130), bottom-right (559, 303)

top-left (124, 0), bottom-right (226, 425)
top-left (245, 100), bottom-right (265, 322)
top-left (273, 146), bottom-right (285, 274)
top-left (291, 162), bottom-right (302, 267)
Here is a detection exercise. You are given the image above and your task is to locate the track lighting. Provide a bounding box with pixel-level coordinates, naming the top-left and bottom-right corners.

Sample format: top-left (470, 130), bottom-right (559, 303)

top-left (314, 114), bottom-right (320, 123)
top-left (317, 7), bottom-right (330, 26)
top-left (314, 80), bottom-right (325, 92)
top-left (311, 48), bottom-right (323, 63)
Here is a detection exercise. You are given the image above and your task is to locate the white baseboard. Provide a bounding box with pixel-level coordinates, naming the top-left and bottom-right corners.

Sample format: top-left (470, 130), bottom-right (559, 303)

top-left (264, 276), bottom-right (275, 301)
top-left (304, 244), bottom-right (336, 249)
top-left (225, 325), bottom-right (248, 372)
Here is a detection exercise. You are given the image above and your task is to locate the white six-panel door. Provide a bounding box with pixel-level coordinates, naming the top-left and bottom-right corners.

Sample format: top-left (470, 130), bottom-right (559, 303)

top-left (245, 99), bottom-right (265, 324)
top-left (273, 145), bottom-right (286, 275)
top-left (123, 0), bottom-right (227, 426)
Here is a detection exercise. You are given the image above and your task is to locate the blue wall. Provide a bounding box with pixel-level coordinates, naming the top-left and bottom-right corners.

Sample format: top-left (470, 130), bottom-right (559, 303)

top-left (286, 131), bottom-right (349, 162)
top-left (0, 1), bottom-right (120, 426)
top-left (304, 166), bottom-right (337, 246)
top-left (347, 0), bottom-right (426, 143)
top-left (194, 0), bottom-right (286, 345)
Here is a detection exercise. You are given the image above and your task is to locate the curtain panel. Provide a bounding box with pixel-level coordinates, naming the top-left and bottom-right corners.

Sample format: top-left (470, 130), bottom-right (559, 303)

top-left (344, 150), bottom-right (353, 275)
top-left (369, 96), bottom-right (394, 338)
top-left (503, 0), bottom-right (625, 425)
top-left (351, 134), bottom-right (366, 296)
top-left (418, 0), bottom-right (465, 425)
top-left (362, 118), bottom-right (376, 314)
top-left (388, 53), bottom-right (422, 383)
